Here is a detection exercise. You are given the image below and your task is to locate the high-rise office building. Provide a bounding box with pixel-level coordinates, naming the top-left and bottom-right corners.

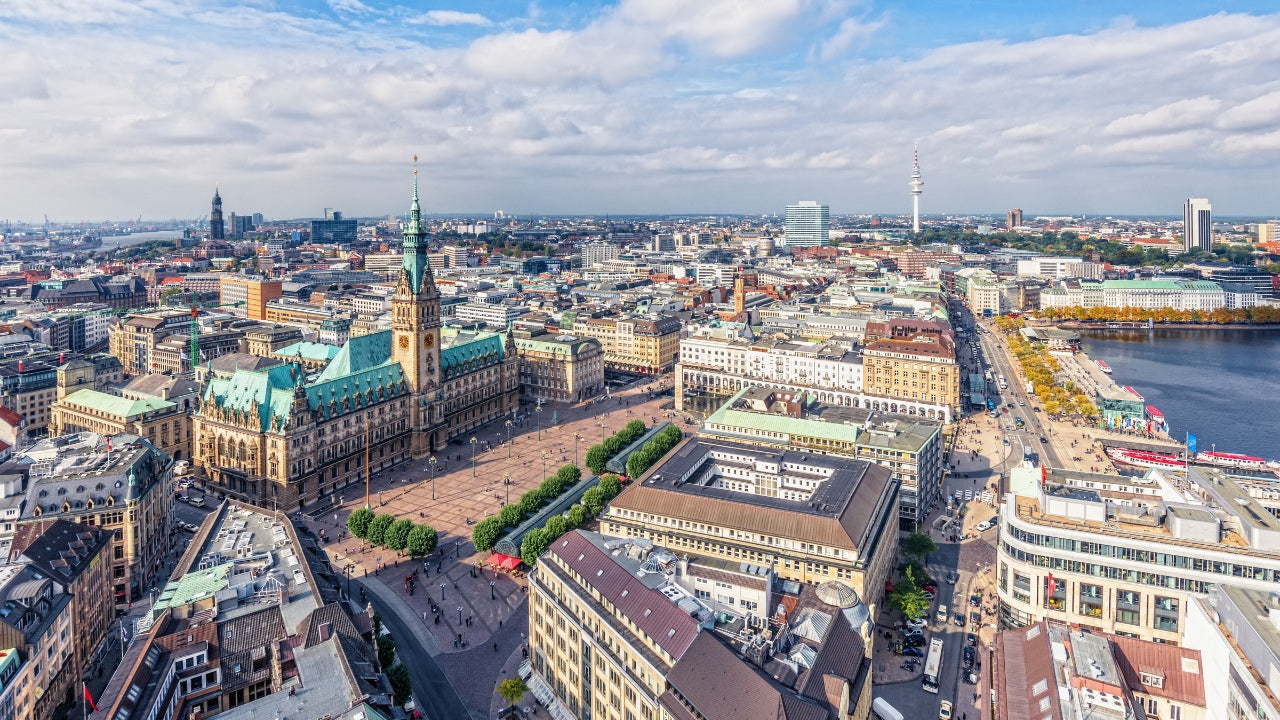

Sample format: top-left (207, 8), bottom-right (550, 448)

top-left (783, 200), bottom-right (830, 247)
top-left (1184, 197), bottom-right (1212, 253)
top-left (209, 187), bottom-right (224, 240)
top-left (311, 209), bottom-right (357, 244)
top-left (1007, 208), bottom-right (1023, 229)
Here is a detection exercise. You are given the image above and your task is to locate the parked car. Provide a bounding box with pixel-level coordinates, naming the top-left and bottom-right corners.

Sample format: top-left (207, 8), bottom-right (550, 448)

top-left (946, 571), bottom-right (959, 584)
top-left (939, 700), bottom-right (954, 720)
top-left (954, 613), bottom-right (965, 627)
top-left (188, 496), bottom-right (205, 508)
top-left (971, 611), bottom-right (982, 625)
top-left (963, 646), bottom-right (976, 664)
top-left (976, 521), bottom-right (992, 532)
top-left (898, 645), bottom-right (924, 657)
top-left (177, 494), bottom-right (189, 503)
top-left (905, 617), bottom-right (928, 630)
top-left (966, 633), bottom-right (978, 647)
top-left (904, 634), bottom-right (927, 648)
top-left (923, 590), bottom-right (936, 602)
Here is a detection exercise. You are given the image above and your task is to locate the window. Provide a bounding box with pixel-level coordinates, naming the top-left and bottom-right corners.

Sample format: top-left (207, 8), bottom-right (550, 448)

top-left (1117, 591), bottom-right (1141, 626)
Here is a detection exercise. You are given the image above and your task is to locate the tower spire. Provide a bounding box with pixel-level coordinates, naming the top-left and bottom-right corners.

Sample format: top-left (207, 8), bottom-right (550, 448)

top-left (400, 155), bottom-right (434, 294)
top-left (909, 141), bottom-right (923, 234)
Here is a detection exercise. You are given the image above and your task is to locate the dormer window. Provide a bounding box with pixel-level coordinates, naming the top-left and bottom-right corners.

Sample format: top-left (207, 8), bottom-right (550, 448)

top-left (1139, 671), bottom-right (1164, 688)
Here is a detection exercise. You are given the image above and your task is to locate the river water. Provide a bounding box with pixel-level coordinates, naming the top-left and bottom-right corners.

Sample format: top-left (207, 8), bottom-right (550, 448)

top-left (1080, 329), bottom-right (1280, 461)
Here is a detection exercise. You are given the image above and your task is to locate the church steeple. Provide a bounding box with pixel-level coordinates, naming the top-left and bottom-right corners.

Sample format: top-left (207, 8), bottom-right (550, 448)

top-left (210, 186), bottom-right (225, 240)
top-left (401, 158), bottom-right (434, 294)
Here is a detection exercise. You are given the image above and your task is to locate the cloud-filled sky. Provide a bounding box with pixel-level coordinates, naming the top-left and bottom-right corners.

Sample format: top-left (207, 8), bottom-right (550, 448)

top-left (2, 0), bottom-right (1279, 221)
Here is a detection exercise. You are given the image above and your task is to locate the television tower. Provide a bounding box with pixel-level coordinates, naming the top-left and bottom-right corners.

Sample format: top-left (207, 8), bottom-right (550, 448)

top-left (909, 142), bottom-right (923, 234)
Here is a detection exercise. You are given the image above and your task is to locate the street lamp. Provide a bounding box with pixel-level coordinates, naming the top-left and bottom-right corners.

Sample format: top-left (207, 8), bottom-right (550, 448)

top-left (429, 456), bottom-right (437, 500)
top-left (573, 432), bottom-right (581, 467)
top-left (441, 582), bottom-right (446, 601)
top-left (345, 562), bottom-right (354, 599)
top-left (458, 606), bottom-right (464, 624)
top-left (598, 420), bottom-right (606, 442)
top-left (505, 420), bottom-right (513, 458)
top-left (536, 401), bottom-right (544, 441)
top-left (490, 581), bottom-right (496, 600)
top-left (541, 450), bottom-right (548, 485)
top-left (470, 436), bottom-right (478, 478)
top-left (503, 472), bottom-right (511, 506)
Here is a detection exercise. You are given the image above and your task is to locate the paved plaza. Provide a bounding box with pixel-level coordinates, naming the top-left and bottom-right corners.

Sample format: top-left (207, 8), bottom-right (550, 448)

top-left (303, 376), bottom-right (678, 716)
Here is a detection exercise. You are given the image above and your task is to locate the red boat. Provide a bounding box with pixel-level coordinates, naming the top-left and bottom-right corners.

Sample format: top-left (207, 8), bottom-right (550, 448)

top-left (1196, 451), bottom-right (1269, 470)
top-left (1106, 446), bottom-right (1183, 470)
top-left (1145, 405), bottom-right (1164, 423)
top-left (1096, 360), bottom-right (1112, 374)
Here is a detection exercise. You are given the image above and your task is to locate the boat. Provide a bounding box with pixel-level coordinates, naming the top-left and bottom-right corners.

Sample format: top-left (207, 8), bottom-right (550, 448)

top-left (1196, 451), bottom-right (1270, 471)
top-left (1106, 446), bottom-right (1183, 470)
top-left (1145, 405), bottom-right (1164, 423)
top-left (1096, 360), bottom-right (1112, 374)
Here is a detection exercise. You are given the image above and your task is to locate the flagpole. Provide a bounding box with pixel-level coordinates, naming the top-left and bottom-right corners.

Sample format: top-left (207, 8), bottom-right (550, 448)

top-left (83, 682), bottom-right (87, 720)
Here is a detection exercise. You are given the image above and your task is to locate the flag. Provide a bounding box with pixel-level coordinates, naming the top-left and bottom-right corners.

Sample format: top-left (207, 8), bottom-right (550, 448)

top-left (1047, 572), bottom-right (1055, 592)
top-left (1187, 433), bottom-right (1198, 455)
top-left (84, 683), bottom-right (97, 712)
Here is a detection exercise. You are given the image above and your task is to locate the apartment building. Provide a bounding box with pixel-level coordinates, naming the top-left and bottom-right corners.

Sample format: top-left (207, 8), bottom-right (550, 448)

top-left (151, 327), bottom-right (243, 373)
top-left (240, 323), bottom-right (304, 357)
top-left (700, 387), bottom-right (943, 527)
top-left (860, 331), bottom-right (959, 420)
top-left (602, 437), bottom-right (898, 616)
top-left (1040, 279), bottom-right (1230, 312)
top-left (993, 620), bottom-right (1206, 720)
top-left (528, 530), bottom-right (873, 720)
top-left (572, 314), bottom-right (681, 375)
top-left (9, 433), bottom-right (173, 605)
top-left (513, 333), bottom-right (605, 404)
top-left (91, 499), bottom-right (397, 720)
top-left (997, 464), bottom-right (1280, 644)
top-left (219, 276), bottom-right (283, 320)
top-left (107, 310), bottom-right (195, 374)
top-left (0, 520), bottom-right (113, 720)
top-left (1185, 584), bottom-right (1280, 720)
top-left (49, 388), bottom-right (192, 461)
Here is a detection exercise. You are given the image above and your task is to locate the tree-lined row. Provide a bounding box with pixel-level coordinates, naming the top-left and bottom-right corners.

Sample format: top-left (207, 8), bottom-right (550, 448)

top-left (624, 424), bottom-right (683, 478)
top-left (519, 474), bottom-right (623, 567)
top-left (1039, 305), bottom-right (1280, 325)
top-left (346, 508), bottom-right (439, 556)
top-left (471, 464), bottom-right (583, 552)
top-left (584, 420), bottom-right (647, 475)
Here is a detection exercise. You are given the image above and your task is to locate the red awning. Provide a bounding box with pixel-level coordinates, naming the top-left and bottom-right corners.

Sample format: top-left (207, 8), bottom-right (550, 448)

top-left (490, 552), bottom-right (522, 570)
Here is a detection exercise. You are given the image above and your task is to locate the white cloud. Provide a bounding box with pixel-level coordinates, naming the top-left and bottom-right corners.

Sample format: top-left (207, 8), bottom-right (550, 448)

top-left (1, 5), bottom-right (1280, 218)
top-left (408, 10), bottom-right (493, 27)
top-left (818, 13), bottom-right (887, 60)
top-left (1103, 97), bottom-right (1221, 137)
top-left (328, 0), bottom-right (375, 16)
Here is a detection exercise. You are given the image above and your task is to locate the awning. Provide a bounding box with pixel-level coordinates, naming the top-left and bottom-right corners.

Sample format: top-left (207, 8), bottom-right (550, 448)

top-left (490, 552), bottom-right (522, 570)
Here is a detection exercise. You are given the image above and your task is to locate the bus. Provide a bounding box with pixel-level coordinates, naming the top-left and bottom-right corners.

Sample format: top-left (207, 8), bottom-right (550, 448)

top-left (922, 638), bottom-right (944, 693)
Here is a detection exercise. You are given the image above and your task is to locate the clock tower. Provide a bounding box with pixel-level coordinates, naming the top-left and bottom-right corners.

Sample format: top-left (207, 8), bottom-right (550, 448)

top-left (391, 164), bottom-right (442, 454)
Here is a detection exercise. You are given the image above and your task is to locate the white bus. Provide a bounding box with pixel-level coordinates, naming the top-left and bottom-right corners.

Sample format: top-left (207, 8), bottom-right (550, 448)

top-left (922, 637), bottom-right (944, 693)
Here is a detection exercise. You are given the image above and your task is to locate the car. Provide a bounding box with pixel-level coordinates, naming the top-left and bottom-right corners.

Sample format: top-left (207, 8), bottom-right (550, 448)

top-left (963, 671), bottom-right (979, 685)
top-left (188, 497), bottom-right (205, 508)
top-left (899, 645), bottom-right (924, 657)
top-left (1007, 403), bottom-right (1015, 409)
top-left (904, 634), bottom-right (927, 648)
top-left (970, 594), bottom-right (982, 607)
top-left (936, 604), bottom-right (949, 624)
top-left (177, 494), bottom-right (189, 503)
top-left (963, 646), bottom-right (976, 664)
top-left (923, 583), bottom-right (937, 593)
top-left (1002, 438), bottom-right (1010, 446)
top-left (939, 700), bottom-right (954, 720)
top-left (954, 613), bottom-right (965, 627)
top-left (904, 618), bottom-right (928, 630)
top-left (1000, 407), bottom-right (1008, 413)
top-left (1040, 436), bottom-right (1049, 443)
top-left (967, 633), bottom-right (978, 646)
top-left (1018, 400), bottom-right (1026, 406)
top-left (946, 571), bottom-right (959, 584)
top-left (971, 611), bottom-right (983, 625)
top-left (923, 591), bottom-right (936, 602)
top-left (975, 521), bottom-right (992, 532)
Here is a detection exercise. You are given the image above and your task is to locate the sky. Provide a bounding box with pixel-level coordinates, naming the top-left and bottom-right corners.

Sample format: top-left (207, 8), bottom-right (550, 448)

top-left (2, 1), bottom-right (1279, 221)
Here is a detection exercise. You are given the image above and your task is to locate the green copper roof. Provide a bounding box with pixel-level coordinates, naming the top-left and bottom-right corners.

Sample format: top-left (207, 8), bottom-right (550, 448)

top-left (440, 331), bottom-right (506, 379)
top-left (274, 341), bottom-right (342, 363)
top-left (401, 171), bottom-right (433, 294)
top-left (153, 561), bottom-right (234, 612)
top-left (704, 394), bottom-right (857, 445)
top-left (317, 331), bottom-right (392, 381)
top-left (204, 363), bottom-right (301, 432)
top-left (62, 389), bottom-right (176, 418)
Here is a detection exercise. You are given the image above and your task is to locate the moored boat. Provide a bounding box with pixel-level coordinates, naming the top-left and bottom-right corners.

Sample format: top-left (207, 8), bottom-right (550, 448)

top-left (1096, 360), bottom-right (1112, 374)
top-left (1196, 450), bottom-right (1270, 470)
top-left (1106, 446), bottom-right (1183, 470)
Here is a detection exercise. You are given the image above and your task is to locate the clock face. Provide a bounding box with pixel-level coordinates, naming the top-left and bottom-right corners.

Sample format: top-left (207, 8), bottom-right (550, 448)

top-left (399, 335), bottom-right (409, 348)
top-left (424, 333), bottom-right (435, 348)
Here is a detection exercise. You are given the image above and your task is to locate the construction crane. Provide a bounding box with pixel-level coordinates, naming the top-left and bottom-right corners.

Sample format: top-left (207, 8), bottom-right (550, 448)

top-left (189, 300), bottom-right (245, 371)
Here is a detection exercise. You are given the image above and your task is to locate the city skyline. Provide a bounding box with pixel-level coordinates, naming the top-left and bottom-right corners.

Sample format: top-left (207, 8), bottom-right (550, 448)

top-left (2, 1), bottom-right (1280, 220)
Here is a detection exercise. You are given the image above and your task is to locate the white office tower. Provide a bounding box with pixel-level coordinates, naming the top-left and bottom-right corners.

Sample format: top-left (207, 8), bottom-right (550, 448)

top-left (1184, 198), bottom-right (1212, 252)
top-left (784, 201), bottom-right (830, 247)
top-left (909, 142), bottom-right (923, 234)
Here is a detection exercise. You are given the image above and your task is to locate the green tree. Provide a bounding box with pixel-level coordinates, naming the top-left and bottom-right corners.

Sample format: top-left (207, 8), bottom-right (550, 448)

top-left (598, 474), bottom-right (622, 500)
top-left (377, 634), bottom-right (397, 669)
top-left (347, 507), bottom-right (375, 540)
top-left (367, 513), bottom-right (395, 546)
top-left (384, 519), bottom-right (414, 552)
top-left (406, 524), bottom-right (438, 556)
top-left (902, 532), bottom-right (938, 561)
top-left (567, 504), bottom-right (589, 528)
top-left (888, 566), bottom-right (931, 621)
top-left (581, 487), bottom-right (605, 515)
top-left (521, 527), bottom-right (552, 567)
top-left (585, 445), bottom-right (609, 475)
top-left (544, 515), bottom-right (569, 540)
top-left (498, 504), bottom-right (523, 529)
top-left (540, 475), bottom-right (566, 497)
top-left (556, 464), bottom-right (582, 485)
top-left (471, 517), bottom-right (503, 552)
top-left (387, 664), bottom-right (412, 705)
top-left (498, 677), bottom-right (529, 706)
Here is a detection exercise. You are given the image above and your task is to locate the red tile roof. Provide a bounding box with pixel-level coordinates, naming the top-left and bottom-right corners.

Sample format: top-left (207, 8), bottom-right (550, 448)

top-left (0, 406), bottom-right (22, 426)
top-left (1110, 635), bottom-right (1206, 707)
top-left (549, 531), bottom-right (701, 662)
